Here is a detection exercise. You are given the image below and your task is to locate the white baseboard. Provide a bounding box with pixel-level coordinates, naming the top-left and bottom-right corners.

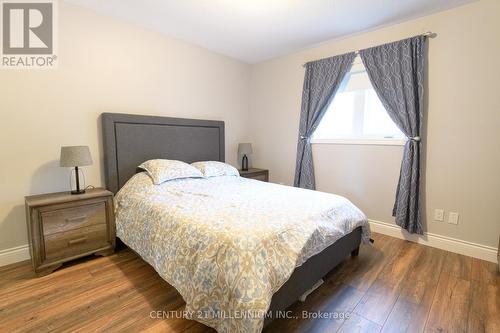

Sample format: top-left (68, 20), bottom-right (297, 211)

top-left (369, 219), bottom-right (498, 263)
top-left (0, 244), bottom-right (30, 267)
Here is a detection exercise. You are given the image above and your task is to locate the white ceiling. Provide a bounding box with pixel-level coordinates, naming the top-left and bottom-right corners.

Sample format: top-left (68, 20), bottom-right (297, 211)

top-left (64, 0), bottom-right (475, 63)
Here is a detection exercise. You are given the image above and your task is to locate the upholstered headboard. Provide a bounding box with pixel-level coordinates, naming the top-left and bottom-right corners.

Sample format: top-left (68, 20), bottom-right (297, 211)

top-left (101, 113), bottom-right (225, 193)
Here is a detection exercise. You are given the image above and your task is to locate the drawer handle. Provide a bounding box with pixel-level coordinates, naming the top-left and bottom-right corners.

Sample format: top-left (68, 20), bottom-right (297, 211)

top-left (66, 216), bottom-right (87, 223)
top-left (68, 237), bottom-right (87, 246)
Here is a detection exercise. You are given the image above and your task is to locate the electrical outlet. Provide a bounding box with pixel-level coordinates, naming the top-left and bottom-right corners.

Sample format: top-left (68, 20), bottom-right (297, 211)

top-left (448, 212), bottom-right (459, 225)
top-left (434, 209), bottom-right (444, 221)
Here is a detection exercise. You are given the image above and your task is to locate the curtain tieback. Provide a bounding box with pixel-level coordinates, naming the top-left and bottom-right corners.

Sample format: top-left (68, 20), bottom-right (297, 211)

top-left (300, 135), bottom-right (309, 140)
top-left (408, 136), bottom-right (421, 142)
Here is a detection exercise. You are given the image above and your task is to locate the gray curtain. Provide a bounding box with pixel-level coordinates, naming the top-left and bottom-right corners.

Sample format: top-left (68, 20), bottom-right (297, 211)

top-left (360, 36), bottom-right (425, 234)
top-left (294, 52), bottom-right (356, 189)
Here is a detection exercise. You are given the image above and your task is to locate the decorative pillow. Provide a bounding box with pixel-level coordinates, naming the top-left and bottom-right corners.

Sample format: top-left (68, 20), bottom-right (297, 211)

top-left (191, 161), bottom-right (240, 178)
top-left (138, 159), bottom-right (204, 185)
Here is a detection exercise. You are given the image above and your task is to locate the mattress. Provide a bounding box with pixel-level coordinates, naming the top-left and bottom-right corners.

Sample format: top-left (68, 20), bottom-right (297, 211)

top-left (115, 173), bottom-right (370, 333)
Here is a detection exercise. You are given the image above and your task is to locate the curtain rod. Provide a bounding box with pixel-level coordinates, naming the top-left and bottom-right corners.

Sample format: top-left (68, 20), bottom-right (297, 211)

top-left (302, 31), bottom-right (436, 67)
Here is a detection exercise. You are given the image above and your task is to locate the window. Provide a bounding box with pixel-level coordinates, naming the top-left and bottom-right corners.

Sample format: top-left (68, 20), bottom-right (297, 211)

top-left (312, 56), bottom-right (406, 145)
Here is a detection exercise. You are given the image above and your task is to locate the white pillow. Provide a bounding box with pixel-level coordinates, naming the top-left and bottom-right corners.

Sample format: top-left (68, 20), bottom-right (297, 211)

top-left (191, 161), bottom-right (240, 178)
top-left (139, 159), bottom-right (204, 185)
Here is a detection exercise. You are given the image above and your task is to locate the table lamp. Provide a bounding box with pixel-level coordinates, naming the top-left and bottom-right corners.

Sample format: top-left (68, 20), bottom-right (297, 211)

top-left (60, 146), bottom-right (93, 194)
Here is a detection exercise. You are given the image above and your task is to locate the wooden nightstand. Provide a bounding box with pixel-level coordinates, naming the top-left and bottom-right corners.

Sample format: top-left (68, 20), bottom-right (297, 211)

top-left (239, 168), bottom-right (269, 182)
top-left (25, 188), bottom-right (115, 276)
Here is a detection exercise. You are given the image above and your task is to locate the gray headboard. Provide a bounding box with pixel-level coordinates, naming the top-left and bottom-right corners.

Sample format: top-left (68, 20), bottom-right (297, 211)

top-left (102, 113), bottom-right (225, 193)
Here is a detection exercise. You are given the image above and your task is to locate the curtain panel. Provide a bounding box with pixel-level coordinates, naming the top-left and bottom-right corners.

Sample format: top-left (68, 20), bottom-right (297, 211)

top-left (293, 52), bottom-right (356, 189)
top-left (360, 36), bottom-right (426, 234)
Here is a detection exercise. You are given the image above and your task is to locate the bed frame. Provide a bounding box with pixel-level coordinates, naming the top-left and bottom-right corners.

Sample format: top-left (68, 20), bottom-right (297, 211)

top-left (101, 112), bottom-right (361, 321)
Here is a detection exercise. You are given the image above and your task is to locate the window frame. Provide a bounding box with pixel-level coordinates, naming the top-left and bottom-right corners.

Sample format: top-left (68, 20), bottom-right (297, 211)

top-left (311, 56), bottom-right (406, 146)
top-left (311, 138), bottom-right (407, 146)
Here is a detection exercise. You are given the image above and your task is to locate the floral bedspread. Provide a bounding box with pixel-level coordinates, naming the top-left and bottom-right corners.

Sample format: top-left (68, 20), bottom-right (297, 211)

top-left (115, 173), bottom-right (370, 333)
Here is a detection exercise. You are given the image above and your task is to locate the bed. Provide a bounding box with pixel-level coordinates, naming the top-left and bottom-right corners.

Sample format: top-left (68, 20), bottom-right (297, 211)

top-left (101, 113), bottom-right (370, 333)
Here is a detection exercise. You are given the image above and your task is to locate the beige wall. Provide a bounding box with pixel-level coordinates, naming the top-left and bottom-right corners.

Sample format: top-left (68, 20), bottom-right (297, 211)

top-left (249, 0), bottom-right (500, 247)
top-left (0, 3), bottom-right (251, 250)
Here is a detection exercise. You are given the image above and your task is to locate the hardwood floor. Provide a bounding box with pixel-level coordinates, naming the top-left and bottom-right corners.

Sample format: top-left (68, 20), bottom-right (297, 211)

top-left (0, 233), bottom-right (498, 333)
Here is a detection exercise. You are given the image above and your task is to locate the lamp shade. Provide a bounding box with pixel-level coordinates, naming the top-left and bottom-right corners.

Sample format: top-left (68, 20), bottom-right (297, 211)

top-left (238, 143), bottom-right (253, 155)
top-left (60, 146), bottom-right (93, 167)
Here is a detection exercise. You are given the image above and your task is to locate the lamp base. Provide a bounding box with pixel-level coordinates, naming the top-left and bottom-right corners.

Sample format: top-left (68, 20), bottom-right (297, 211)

top-left (71, 189), bottom-right (86, 195)
top-left (70, 166), bottom-right (85, 195)
top-left (241, 154), bottom-right (249, 171)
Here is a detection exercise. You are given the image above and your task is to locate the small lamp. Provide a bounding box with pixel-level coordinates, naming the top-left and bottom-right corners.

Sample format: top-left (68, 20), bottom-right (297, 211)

top-left (60, 146), bottom-right (93, 195)
top-left (238, 143), bottom-right (253, 171)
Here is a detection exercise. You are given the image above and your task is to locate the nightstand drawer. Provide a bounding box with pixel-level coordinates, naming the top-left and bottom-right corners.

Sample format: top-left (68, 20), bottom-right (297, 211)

top-left (239, 168), bottom-right (269, 182)
top-left (44, 224), bottom-right (108, 261)
top-left (250, 174), bottom-right (268, 181)
top-left (41, 202), bottom-right (106, 236)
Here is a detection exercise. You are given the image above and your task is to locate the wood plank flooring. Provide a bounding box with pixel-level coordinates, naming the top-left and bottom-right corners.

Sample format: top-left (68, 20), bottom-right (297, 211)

top-left (0, 233), bottom-right (498, 333)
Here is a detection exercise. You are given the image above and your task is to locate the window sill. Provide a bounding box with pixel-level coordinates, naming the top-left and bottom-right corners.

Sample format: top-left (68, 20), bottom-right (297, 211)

top-left (311, 138), bottom-right (407, 146)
